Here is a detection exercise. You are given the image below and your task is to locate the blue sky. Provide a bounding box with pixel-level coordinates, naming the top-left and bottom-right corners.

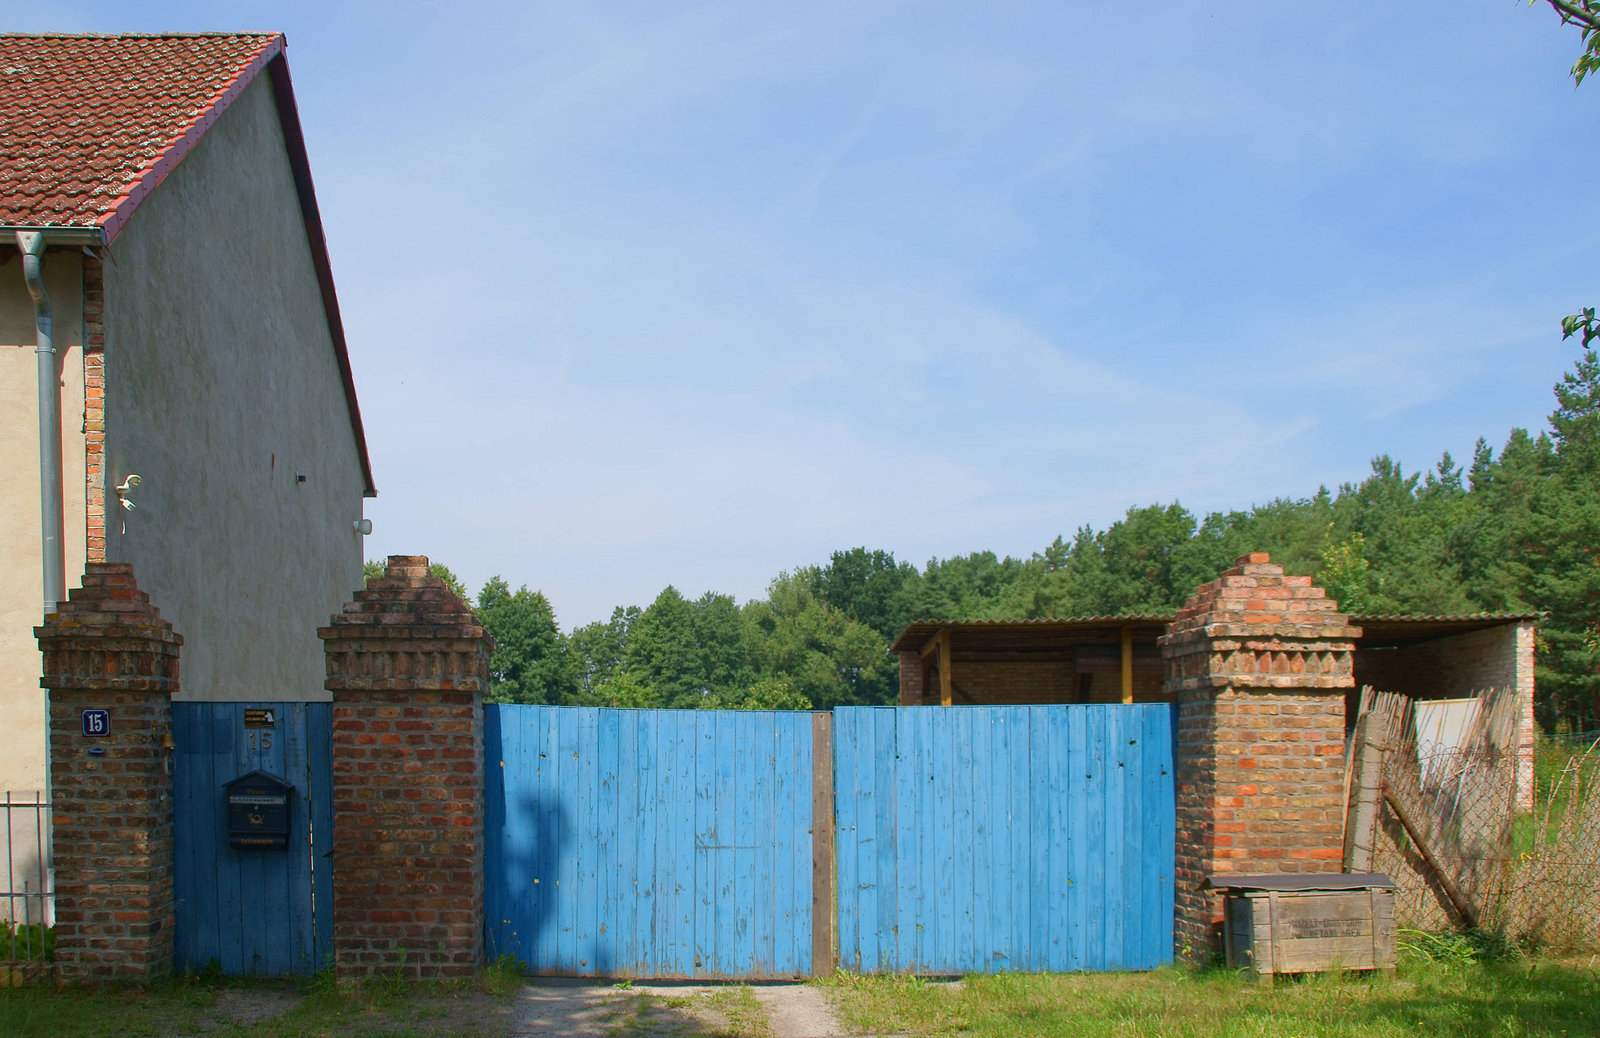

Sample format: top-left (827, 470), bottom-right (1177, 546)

top-left (15, 2), bottom-right (1600, 627)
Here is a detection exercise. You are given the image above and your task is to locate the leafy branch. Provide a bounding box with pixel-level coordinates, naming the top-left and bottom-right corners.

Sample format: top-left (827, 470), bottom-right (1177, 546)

top-left (1533, 4), bottom-right (1600, 339)
top-left (1561, 307), bottom-right (1600, 348)
top-left (1535, 0), bottom-right (1600, 84)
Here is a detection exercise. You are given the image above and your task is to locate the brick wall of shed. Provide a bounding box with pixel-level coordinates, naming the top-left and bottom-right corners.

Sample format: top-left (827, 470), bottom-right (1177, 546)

top-left (898, 651), bottom-right (922, 704)
top-left (1355, 622), bottom-right (1536, 809)
top-left (898, 646), bottom-right (1166, 704)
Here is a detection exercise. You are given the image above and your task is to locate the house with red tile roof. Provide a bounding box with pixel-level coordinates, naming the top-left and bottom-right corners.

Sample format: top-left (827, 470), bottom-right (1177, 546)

top-left (1, 33), bottom-right (375, 800)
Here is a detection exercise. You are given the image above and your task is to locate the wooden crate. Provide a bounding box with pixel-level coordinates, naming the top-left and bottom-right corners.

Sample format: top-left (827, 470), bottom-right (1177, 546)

top-left (1211, 874), bottom-right (1396, 982)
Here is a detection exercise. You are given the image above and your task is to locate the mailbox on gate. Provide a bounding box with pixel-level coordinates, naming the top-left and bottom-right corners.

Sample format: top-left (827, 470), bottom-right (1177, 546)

top-left (225, 770), bottom-right (293, 849)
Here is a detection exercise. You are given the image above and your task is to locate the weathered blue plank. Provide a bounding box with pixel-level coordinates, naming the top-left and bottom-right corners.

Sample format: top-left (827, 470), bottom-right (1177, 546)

top-left (930, 709), bottom-right (955, 972)
top-left (1027, 706), bottom-right (1051, 970)
top-left (832, 705), bottom-right (1174, 975)
top-left (635, 712), bottom-right (658, 974)
top-left (1007, 708), bottom-right (1030, 969)
top-left (533, 705), bottom-right (561, 970)
top-left (1104, 707), bottom-right (1128, 968)
top-left (1045, 706), bottom-right (1071, 971)
top-left (952, 708), bottom-right (977, 973)
top-left (595, 709), bottom-right (620, 974)
top-left (1065, 707), bottom-right (1090, 969)
top-left (858, 706), bottom-right (879, 972)
top-left (773, 713), bottom-right (795, 973)
top-left (832, 708), bottom-right (860, 970)
top-left (982, 710), bottom-right (1006, 971)
top-left (661, 712), bottom-right (690, 976)
top-left (752, 713), bottom-right (775, 974)
top-left (693, 712), bottom-right (715, 974)
top-left (911, 707), bottom-right (935, 971)
top-left (614, 711), bottom-right (639, 972)
top-left (895, 707), bottom-right (919, 969)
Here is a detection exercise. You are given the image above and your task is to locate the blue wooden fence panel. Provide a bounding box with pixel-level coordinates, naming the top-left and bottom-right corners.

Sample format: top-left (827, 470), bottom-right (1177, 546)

top-left (172, 701), bottom-right (332, 976)
top-left (485, 705), bottom-right (815, 979)
top-left (833, 704), bottom-right (1175, 974)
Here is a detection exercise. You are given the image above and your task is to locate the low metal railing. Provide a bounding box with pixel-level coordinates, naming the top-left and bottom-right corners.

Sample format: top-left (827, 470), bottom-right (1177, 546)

top-left (2, 791), bottom-right (53, 978)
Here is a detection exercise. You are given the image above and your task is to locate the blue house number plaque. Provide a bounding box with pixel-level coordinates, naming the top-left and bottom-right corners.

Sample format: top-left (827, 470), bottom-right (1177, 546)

top-left (81, 709), bottom-right (109, 737)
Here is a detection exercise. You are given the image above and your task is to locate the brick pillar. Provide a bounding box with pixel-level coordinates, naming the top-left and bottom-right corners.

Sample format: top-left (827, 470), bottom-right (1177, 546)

top-left (36, 563), bottom-right (181, 981)
top-left (1159, 552), bottom-right (1361, 963)
top-left (319, 555), bottom-right (492, 980)
top-left (898, 651), bottom-right (925, 704)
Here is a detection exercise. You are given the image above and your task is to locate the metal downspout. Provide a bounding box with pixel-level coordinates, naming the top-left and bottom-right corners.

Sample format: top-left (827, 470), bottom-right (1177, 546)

top-left (16, 231), bottom-right (65, 615)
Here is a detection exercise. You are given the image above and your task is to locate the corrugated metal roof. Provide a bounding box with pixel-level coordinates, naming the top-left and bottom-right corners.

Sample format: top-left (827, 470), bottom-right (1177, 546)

top-left (889, 615), bottom-right (1173, 653)
top-left (890, 612), bottom-right (1542, 653)
top-left (1349, 613), bottom-right (1543, 624)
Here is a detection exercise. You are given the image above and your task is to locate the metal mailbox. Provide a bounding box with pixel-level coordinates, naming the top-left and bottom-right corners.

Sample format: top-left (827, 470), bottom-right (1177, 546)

top-left (225, 769), bottom-right (293, 850)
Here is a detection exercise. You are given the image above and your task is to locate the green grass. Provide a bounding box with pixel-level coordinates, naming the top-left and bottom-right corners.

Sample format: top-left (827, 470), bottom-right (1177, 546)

top-left (824, 956), bottom-right (1600, 1038)
top-left (0, 969), bottom-right (516, 1038)
top-left (8, 957), bottom-right (1599, 1037)
top-left (0, 922), bottom-right (53, 962)
top-left (1510, 734), bottom-right (1599, 863)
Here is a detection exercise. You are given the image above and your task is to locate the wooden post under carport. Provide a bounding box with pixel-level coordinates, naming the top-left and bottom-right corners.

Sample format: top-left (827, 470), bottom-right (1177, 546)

top-left (920, 629), bottom-right (953, 706)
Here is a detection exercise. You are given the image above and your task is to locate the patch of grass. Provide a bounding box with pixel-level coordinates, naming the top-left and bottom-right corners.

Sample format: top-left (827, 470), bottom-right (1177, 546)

top-left (0, 965), bottom-right (521, 1038)
top-left (825, 958), bottom-right (1600, 1038)
top-left (0, 978), bottom-right (217, 1037)
top-left (0, 922), bottom-right (53, 962)
top-left (1397, 927), bottom-right (1516, 971)
top-left (702, 986), bottom-right (770, 1037)
top-left (613, 985), bottom-right (771, 1038)
top-left (478, 954), bottom-right (527, 996)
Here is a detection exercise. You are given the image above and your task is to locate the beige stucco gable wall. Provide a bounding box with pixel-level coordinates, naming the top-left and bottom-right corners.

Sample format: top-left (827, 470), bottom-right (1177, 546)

top-left (100, 71), bottom-right (367, 703)
top-left (0, 251), bottom-right (88, 794)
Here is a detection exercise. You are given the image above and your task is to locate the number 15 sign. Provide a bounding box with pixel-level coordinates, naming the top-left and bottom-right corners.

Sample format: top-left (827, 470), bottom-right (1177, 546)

top-left (81, 709), bottom-right (109, 737)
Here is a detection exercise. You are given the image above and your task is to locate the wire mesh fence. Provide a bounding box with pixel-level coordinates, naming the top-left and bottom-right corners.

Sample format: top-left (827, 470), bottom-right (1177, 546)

top-left (1351, 688), bottom-right (1600, 953)
top-left (1, 791), bottom-right (53, 980)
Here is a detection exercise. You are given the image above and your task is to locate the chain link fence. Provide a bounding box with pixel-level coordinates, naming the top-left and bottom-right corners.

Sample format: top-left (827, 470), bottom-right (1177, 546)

top-left (1350, 688), bottom-right (1600, 953)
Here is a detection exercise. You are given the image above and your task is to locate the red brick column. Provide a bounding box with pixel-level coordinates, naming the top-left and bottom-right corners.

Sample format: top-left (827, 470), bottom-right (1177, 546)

top-left (1159, 553), bottom-right (1360, 963)
top-left (36, 563), bottom-right (181, 981)
top-left (319, 555), bottom-right (492, 980)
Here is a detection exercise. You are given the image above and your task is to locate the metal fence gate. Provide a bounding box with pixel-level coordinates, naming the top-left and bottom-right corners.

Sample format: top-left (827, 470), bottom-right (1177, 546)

top-left (172, 701), bottom-right (333, 975)
top-left (484, 706), bottom-right (818, 978)
top-left (833, 704), bottom-right (1176, 973)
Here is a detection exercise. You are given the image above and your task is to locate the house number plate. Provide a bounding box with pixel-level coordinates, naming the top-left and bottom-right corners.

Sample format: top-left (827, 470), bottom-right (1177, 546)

top-left (81, 709), bottom-right (110, 737)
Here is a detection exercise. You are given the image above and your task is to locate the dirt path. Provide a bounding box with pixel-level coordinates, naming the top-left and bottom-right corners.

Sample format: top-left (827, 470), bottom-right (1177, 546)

top-left (505, 979), bottom-right (849, 1038)
top-left (504, 979), bottom-right (633, 1036)
top-left (751, 984), bottom-right (847, 1038)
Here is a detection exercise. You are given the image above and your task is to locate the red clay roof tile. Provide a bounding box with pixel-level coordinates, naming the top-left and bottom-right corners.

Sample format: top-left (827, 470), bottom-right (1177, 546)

top-left (0, 32), bottom-right (282, 238)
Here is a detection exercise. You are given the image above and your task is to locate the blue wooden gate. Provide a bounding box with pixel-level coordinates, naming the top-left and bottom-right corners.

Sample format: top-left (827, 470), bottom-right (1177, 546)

top-left (172, 702), bottom-right (333, 975)
top-left (833, 704), bottom-right (1175, 973)
top-left (484, 706), bottom-right (816, 978)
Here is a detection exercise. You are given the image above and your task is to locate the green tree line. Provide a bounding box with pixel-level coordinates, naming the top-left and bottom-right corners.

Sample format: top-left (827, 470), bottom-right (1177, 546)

top-left (370, 347), bottom-right (1600, 731)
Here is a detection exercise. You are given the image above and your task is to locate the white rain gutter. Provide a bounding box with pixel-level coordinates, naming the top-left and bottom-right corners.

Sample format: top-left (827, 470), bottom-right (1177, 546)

top-left (14, 230), bottom-right (66, 614)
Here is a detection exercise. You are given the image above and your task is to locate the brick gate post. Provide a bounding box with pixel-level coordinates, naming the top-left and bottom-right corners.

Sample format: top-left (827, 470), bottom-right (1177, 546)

top-left (319, 555), bottom-right (493, 980)
top-left (36, 563), bottom-right (181, 981)
top-left (1159, 553), bottom-right (1360, 964)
